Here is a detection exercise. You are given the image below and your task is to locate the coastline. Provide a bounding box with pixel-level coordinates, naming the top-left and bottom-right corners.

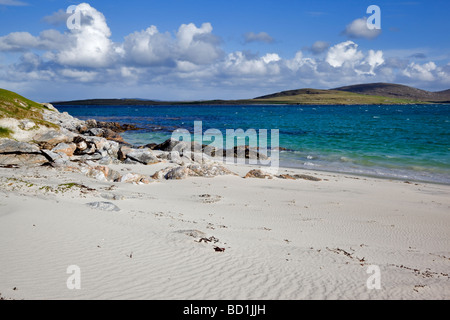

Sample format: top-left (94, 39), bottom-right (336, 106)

top-left (0, 101), bottom-right (449, 300)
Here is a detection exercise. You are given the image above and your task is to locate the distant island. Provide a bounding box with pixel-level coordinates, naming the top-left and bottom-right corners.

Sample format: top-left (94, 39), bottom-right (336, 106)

top-left (52, 83), bottom-right (450, 106)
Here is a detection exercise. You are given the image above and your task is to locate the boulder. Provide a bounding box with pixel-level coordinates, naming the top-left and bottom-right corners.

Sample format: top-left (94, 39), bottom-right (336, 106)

top-left (52, 142), bottom-right (77, 157)
top-left (153, 138), bottom-right (202, 154)
top-left (244, 169), bottom-right (273, 179)
top-left (187, 163), bottom-right (236, 177)
top-left (119, 173), bottom-right (152, 185)
top-left (0, 139), bottom-right (40, 153)
top-left (0, 139), bottom-right (47, 166)
top-left (41, 150), bottom-right (70, 167)
top-left (33, 129), bottom-right (72, 149)
top-left (81, 165), bottom-right (121, 182)
top-left (0, 153), bottom-right (48, 166)
top-left (164, 166), bottom-right (195, 180)
top-left (126, 149), bottom-right (159, 165)
top-left (293, 174), bottom-right (322, 181)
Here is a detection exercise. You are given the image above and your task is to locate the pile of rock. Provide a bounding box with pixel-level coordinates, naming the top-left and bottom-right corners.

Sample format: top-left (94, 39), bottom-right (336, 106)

top-left (0, 104), bottom-right (322, 185)
top-left (0, 105), bottom-right (242, 184)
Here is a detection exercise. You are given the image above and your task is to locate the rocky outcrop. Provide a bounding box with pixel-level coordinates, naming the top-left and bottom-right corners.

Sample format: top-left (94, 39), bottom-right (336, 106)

top-left (1, 96), bottom-right (297, 187)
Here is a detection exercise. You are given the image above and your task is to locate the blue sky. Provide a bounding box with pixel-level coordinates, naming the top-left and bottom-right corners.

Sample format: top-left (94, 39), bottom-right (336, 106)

top-left (0, 0), bottom-right (449, 101)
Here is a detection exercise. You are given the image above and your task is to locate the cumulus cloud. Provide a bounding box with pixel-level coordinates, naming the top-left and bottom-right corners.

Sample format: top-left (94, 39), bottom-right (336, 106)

top-left (343, 17), bottom-right (381, 39)
top-left (220, 51), bottom-right (281, 76)
top-left (176, 23), bottom-right (223, 64)
top-left (307, 41), bottom-right (330, 55)
top-left (364, 50), bottom-right (384, 75)
top-left (244, 32), bottom-right (274, 44)
top-left (326, 41), bottom-right (364, 67)
top-left (0, 3), bottom-right (448, 98)
top-left (402, 61), bottom-right (437, 81)
top-left (54, 3), bottom-right (115, 68)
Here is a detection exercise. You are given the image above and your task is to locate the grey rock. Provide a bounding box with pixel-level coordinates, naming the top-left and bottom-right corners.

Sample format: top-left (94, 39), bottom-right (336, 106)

top-left (164, 166), bottom-right (194, 180)
top-left (0, 153), bottom-right (48, 166)
top-left (51, 142), bottom-right (77, 157)
top-left (33, 129), bottom-right (72, 149)
top-left (244, 169), bottom-right (273, 179)
top-left (87, 128), bottom-right (104, 137)
top-left (41, 149), bottom-right (70, 167)
top-left (126, 149), bottom-right (159, 165)
top-left (0, 139), bottom-right (40, 153)
top-left (188, 163), bottom-right (236, 177)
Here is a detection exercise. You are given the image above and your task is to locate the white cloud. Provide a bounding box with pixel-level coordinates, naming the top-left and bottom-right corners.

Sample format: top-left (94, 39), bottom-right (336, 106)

top-left (121, 22), bottom-right (222, 67)
top-left (326, 41), bottom-right (363, 68)
top-left (0, 32), bottom-right (39, 51)
top-left (122, 26), bottom-right (175, 66)
top-left (0, 3), bottom-right (449, 100)
top-left (220, 51), bottom-right (281, 76)
top-left (343, 17), bottom-right (381, 39)
top-left (54, 3), bottom-right (115, 68)
top-left (402, 61), bottom-right (437, 81)
top-left (363, 50), bottom-right (384, 75)
top-left (244, 32), bottom-right (274, 44)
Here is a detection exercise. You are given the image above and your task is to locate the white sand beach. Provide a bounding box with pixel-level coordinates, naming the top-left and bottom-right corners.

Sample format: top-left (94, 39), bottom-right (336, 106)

top-left (0, 160), bottom-right (449, 300)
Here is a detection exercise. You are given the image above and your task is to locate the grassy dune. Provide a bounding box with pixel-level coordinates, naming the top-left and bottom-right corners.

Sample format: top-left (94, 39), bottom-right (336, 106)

top-left (0, 88), bottom-right (58, 128)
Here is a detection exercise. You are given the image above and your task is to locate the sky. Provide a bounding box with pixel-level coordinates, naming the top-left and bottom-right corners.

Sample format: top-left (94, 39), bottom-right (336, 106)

top-left (0, 0), bottom-right (449, 101)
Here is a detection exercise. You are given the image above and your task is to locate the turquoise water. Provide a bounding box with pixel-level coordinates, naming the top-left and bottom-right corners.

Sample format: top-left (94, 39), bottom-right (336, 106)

top-left (55, 104), bottom-right (450, 184)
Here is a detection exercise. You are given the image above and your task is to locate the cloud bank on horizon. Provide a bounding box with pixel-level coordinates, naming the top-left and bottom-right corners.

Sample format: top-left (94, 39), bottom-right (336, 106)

top-left (0, 2), bottom-right (449, 101)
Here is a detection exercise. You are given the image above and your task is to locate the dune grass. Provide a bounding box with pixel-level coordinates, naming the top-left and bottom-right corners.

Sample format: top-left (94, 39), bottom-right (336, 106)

top-left (0, 88), bottom-right (58, 128)
top-left (0, 126), bottom-right (13, 138)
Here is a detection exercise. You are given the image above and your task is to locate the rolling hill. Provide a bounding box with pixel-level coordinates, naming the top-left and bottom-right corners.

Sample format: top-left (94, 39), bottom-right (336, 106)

top-left (333, 83), bottom-right (450, 103)
top-left (51, 83), bottom-right (450, 106)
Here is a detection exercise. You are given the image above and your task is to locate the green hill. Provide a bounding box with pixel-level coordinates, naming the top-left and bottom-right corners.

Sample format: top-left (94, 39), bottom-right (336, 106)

top-left (0, 88), bottom-right (57, 138)
top-left (253, 88), bottom-right (424, 105)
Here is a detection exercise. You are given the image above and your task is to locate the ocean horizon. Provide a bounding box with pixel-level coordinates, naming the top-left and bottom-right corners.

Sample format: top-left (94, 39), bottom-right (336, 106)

top-left (55, 103), bottom-right (450, 185)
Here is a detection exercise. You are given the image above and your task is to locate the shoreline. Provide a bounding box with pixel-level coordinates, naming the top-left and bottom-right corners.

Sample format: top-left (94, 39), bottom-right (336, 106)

top-left (0, 102), bottom-right (449, 300)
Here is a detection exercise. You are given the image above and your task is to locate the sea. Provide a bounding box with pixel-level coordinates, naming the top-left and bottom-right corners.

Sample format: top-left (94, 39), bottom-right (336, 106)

top-left (55, 104), bottom-right (450, 185)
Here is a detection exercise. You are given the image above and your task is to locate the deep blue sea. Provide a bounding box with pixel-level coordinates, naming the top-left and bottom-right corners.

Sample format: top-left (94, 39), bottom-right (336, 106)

top-left (55, 104), bottom-right (450, 184)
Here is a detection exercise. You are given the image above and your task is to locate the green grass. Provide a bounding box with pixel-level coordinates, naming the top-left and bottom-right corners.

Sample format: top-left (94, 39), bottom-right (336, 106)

top-left (252, 89), bottom-right (425, 105)
top-left (0, 126), bottom-right (13, 138)
top-left (0, 88), bottom-right (58, 129)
